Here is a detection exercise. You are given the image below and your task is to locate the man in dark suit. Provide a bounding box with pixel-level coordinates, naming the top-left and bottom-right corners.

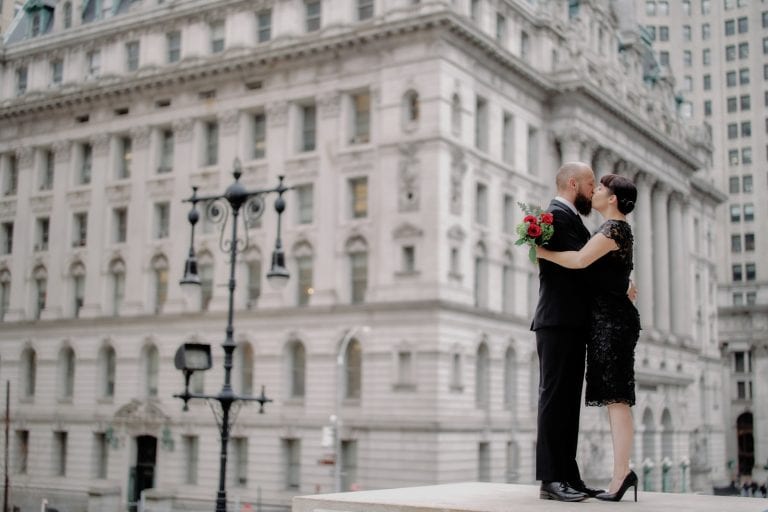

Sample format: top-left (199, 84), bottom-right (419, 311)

top-left (532, 161), bottom-right (601, 501)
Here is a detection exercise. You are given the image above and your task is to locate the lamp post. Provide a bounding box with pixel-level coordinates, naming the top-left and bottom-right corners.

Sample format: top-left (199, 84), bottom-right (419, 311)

top-left (333, 326), bottom-right (370, 493)
top-left (173, 158), bottom-right (290, 512)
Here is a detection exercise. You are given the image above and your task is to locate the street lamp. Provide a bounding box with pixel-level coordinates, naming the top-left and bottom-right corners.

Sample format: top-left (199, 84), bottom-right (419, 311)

top-left (333, 326), bottom-right (370, 493)
top-left (173, 158), bottom-right (290, 512)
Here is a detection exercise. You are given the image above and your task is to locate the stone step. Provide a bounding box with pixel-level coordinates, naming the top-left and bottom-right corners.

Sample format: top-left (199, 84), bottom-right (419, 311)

top-left (293, 482), bottom-right (764, 512)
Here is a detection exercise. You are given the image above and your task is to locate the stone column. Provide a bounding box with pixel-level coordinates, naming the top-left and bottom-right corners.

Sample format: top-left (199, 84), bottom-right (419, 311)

top-left (5, 148), bottom-right (34, 321)
top-left (634, 172), bottom-right (654, 330)
top-left (652, 182), bottom-right (671, 333)
top-left (681, 200), bottom-right (694, 340)
top-left (668, 192), bottom-right (686, 337)
top-left (753, 343), bottom-right (768, 482)
top-left (558, 131), bottom-right (582, 164)
top-left (594, 150), bottom-right (617, 179)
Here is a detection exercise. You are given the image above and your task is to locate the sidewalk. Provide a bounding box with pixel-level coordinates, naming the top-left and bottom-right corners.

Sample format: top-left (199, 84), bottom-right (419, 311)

top-left (293, 482), bottom-right (766, 512)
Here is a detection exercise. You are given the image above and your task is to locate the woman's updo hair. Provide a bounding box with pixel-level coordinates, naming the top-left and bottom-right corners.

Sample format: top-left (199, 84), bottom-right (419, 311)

top-left (600, 174), bottom-right (637, 214)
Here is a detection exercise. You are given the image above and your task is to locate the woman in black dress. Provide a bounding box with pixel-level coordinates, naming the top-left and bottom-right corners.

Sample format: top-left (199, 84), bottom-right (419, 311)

top-left (536, 174), bottom-right (640, 502)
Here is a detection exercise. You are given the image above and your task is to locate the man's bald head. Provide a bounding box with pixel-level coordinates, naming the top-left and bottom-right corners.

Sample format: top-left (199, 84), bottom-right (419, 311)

top-left (556, 162), bottom-right (593, 193)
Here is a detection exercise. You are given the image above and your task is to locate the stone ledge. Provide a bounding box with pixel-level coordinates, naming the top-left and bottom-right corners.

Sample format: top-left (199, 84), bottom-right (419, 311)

top-left (293, 482), bottom-right (764, 512)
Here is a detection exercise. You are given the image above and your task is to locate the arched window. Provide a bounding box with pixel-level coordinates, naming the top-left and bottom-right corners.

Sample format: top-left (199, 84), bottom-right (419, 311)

top-left (475, 341), bottom-right (490, 407)
top-left (1, 269), bottom-right (11, 321)
top-left (346, 237), bottom-right (368, 304)
top-left (506, 441), bottom-right (519, 482)
top-left (450, 351), bottom-right (463, 390)
top-left (234, 342), bottom-right (254, 395)
top-left (57, 345), bottom-right (76, 399)
top-left (474, 243), bottom-right (488, 308)
top-left (661, 408), bottom-right (674, 491)
top-left (503, 346), bottom-right (516, 411)
top-left (142, 344), bottom-right (159, 398)
top-left (293, 241), bottom-right (314, 307)
top-left (70, 261), bottom-right (86, 318)
top-left (344, 338), bottom-right (362, 400)
top-left (20, 347), bottom-right (36, 398)
top-left (151, 255), bottom-right (168, 314)
top-left (737, 412), bottom-right (754, 476)
top-left (32, 265), bottom-right (47, 320)
top-left (244, 247), bottom-right (262, 309)
top-left (99, 344), bottom-right (116, 398)
top-left (451, 93), bottom-right (462, 136)
top-left (502, 251), bottom-right (515, 314)
top-left (288, 341), bottom-right (306, 398)
top-left (109, 259), bottom-right (125, 316)
top-left (198, 251), bottom-right (214, 311)
top-left (402, 90), bottom-right (419, 130)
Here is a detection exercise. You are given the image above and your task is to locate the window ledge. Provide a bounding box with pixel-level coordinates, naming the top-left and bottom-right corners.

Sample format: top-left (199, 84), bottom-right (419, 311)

top-left (283, 397), bottom-right (306, 406)
top-left (97, 397), bottom-right (114, 405)
top-left (341, 398), bottom-right (361, 407)
top-left (449, 384), bottom-right (464, 393)
top-left (57, 397), bottom-right (73, 405)
top-left (395, 270), bottom-right (420, 278)
top-left (392, 383), bottom-right (417, 392)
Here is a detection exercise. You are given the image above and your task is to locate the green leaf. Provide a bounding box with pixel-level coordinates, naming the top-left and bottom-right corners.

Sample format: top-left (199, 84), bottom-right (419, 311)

top-left (514, 238), bottom-right (527, 246)
top-left (528, 245), bottom-right (537, 264)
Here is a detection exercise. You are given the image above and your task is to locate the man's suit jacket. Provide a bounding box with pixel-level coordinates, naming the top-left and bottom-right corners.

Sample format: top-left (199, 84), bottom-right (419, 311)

top-left (531, 199), bottom-right (592, 331)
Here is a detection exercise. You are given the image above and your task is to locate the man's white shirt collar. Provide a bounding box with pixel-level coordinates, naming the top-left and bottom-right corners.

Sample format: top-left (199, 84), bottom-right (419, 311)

top-left (554, 196), bottom-right (579, 216)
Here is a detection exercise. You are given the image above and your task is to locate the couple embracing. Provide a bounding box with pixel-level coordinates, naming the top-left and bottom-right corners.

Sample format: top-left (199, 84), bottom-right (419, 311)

top-left (532, 162), bottom-right (641, 503)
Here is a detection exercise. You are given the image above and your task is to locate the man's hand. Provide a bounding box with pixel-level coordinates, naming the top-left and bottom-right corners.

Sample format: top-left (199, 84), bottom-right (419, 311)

top-left (627, 279), bottom-right (638, 302)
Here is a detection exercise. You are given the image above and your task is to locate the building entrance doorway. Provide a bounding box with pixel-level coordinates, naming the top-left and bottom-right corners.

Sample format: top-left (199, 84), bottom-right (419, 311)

top-left (129, 435), bottom-right (157, 511)
top-left (737, 412), bottom-right (754, 476)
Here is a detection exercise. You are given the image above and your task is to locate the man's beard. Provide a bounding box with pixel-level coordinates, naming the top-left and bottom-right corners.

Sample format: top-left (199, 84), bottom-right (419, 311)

top-left (574, 192), bottom-right (592, 216)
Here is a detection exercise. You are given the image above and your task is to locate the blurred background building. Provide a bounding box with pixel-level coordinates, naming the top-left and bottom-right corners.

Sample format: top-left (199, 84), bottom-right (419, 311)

top-left (634, 0), bottom-right (768, 485)
top-left (0, 0), bottom-right (728, 510)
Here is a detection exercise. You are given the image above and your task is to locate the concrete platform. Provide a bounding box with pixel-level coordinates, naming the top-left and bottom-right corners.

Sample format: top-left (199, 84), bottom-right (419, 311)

top-left (293, 482), bottom-right (767, 512)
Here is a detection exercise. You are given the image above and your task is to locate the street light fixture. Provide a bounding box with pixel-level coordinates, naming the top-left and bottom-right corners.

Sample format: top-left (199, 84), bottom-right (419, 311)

top-left (333, 325), bottom-right (370, 493)
top-left (173, 158), bottom-right (290, 512)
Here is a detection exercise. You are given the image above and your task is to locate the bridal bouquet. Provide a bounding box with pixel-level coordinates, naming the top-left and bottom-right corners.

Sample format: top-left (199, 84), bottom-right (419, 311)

top-left (515, 202), bottom-right (554, 263)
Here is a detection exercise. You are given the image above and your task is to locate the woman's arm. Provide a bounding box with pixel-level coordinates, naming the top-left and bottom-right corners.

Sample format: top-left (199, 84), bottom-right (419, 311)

top-left (536, 233), bottom-right (618, 269)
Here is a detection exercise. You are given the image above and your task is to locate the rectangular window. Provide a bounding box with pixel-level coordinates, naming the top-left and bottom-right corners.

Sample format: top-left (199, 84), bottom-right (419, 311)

top-left (502, 112), bottom-right (514, 165)
top-left (231, 437), bottom-right (248, 487)
top-left (737, 380), bottom-right (747, 399)
top-left (257, 10), bottom-right (272, 42)
top-left (358, 0), bottom-right (373, 20)
top-left (726, 71), bottom-right (737, 87)
top-left (93, 433), bottom-right (108, 479)
top-left (246, 259), bottom-right (261, 308)
top-left (741, 95), bottom-right (750, 111)
top-left (1, 222), bottom-right (12, 255)
top-left (740, 68), bottom-right (750, 85)
top-left (496, 13), bottom-right (507, 43)
top-left (87, 50), bottom-right (100, 77)
top-left (659, 26), bottom-right (669, 41)
top-left (351, 91), bottom-right (370, 144)
top-left (350, 252), bottom-right (367, 304)
top-left (114, 208), bottom-right (127, 243)
top-left (702, 22), bottom-right (710, 39)
top-left (527, 126), bottom-right (538, 173)
top-left (568, 0), bottom-right (580, 19)
top-left (729, 176), bottom-right (740, 193)
top-left (730, 204), bottom-right (741, 222)
top-left (521, 31), bottom-right (530, 61)
top-left (205, 121), bottom-right (219, 166)
top-left (474, 96), bottom-right (488, 152)
top-left (16, 67), bottom-right (28, 95)
top-left (283, 439), bottom-right (301, 490)
top-left (745, 233), bottom-right (755, 251)
top-left (725, 19), bottom-right (735, 36)
top-left (159, 129), bottom-right (174, 172)
top-left (4, 155), bottom-right (17, 196)
top-left (36, 217), bottom-right (49, 251)
top-left (340, 440), bottom-right (358, 491)
top-left (738, 16), bottom-right (748, 33)
top-left (118, 136), bottom-right (132, 179)
top-left (252, 112), bottom-right (266, 159)
top-left (80, 143), bottom-right (92, 185)
top-left (155, 202), bottom-right (170, 239)
top-left (53, 432), bottom-right (67, 476)
top-left (15, 431), bottom-right (29, 474)
top-left (478, 442), bottom-right (491, 482)
top-left (646, 0), bottom-right (655, 15)
top-left (728, 123), bottom-right (738, 139)
top-left (402, 246), bottom-right (416, 273)
top-left (703, 74), bottom-right (711, 90)
top-left (731, 234), bottom-right (742, 252)
top-left (704, 100), bottom-right (712, 116)
top-left (726, 45), bottom-right (736, 61)
top-left (470, 0), bottom-right (480, 21)
top-left (301, 104), bottom-right (316, 152)
top-left (73, 212), bottom-right (88, 247)
top-left (747, 291), bottom-right (757, 305)
top-left (397, 351), bottom-right (413, 384)
top-left (73, 275), bottom-right (84, 318)
top-left (51, 59), bottom-right (63, 85)
top-left (741, 121), bottom-right (751, 137)
top-left (764, 11), bottom-right (768, 28)
top-left (733, 264), bottom-right (743, 281)
top-left (729, 149), bottom-right (739, 165)
top-left (503, 194), bottom-right (514, 234)
top-left (746, 263), bottom-right (756, 281)
top-left (41, 149), bottom-right (55, 190)
top-left (167, 31), bottom-right (181, 63)
top-left (210, 21), bottom-right (225, 53)
top-left (297, 255), bottom-right (313, 306)
top-left (126, 41), bottom-right (140, 71)
top-left (703, 49), bottom-right (711, 65)
top-left (35, 278), bottom-right (47, 319)
top-left (743, 174), bottom-right (753, 193)
top-left (739, 42), bottom-right (749, 59)
top-left (659, 50), bottom-right (669, 66)
top-left (306, 1), bottom-right (321, 32)
top-left (183, 435), bottom-right (199, 484)
top-left (475, 182), bottom-right (488, 225)
top-left (764, 37), bottom-right (768, 54)
top-left (683, 25), bottom-right (691, 41)
top-left (742, 147), bottom-right (752, 164)
top-left (349, 177), bottom-right (368, 218)
top-left (296, 184), bottom-right (313, 224)
top-left (734, 352), bottom-right (746, 373)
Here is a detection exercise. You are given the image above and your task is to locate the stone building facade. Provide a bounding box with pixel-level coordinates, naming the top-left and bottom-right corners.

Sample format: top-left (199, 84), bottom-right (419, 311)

top-left (0, 0), bottom-right (726, 510)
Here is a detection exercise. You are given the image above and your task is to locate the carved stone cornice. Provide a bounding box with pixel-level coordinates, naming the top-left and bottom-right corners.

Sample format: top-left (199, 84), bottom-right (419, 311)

top-left (66, 189), bottom-right (92, 208)
top-left (30, 195), bottom-right (54, 213)
top-left (0, 199), bottom-right (16, 219)
top-left (105, 183), bottom-right (132, 204)
top-left (130, 126), bottom-right (151, 150)
top-left (147, 176), bottom-right (174, 198)
top-left (172, 119), bottom-right (194, 143)
top-left (218, 110), bottom-right (240, 135)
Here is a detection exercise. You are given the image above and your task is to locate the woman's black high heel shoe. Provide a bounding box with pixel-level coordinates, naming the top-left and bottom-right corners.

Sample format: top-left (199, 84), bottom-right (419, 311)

top-left (595, 470), bottom-right (638, 502)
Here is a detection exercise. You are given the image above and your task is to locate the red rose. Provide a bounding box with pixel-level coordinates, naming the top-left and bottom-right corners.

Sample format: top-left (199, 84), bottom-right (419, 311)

top-left (540, 212), bottom-right (553, 225)
top-left (527, 223), bottom-right (542, 237)
top-left (523, 215), bottom-right (538, 224)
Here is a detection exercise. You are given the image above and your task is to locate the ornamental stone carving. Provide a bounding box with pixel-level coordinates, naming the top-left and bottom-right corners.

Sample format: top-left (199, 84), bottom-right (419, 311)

top-left (130, 126), bottom-right (152, 150)
top-left (172, 119), bottom-right (195, 143)
top-left (14, 147), bottom-right (34, 168)
top-left (218, 110), bottom-right (240, 135)
top-left (398, 143), bottom-right (420, 212)
top-left (52, 141), bottom-right (72, 163)
top-left (92, 134), bottom-right (111, 157)
top-left (392, 222), bottom-right (423, 240)
top-left (318, 92), bottom-right (341, 119)
top-left (267, 102), bottom-right (288, 127)
top-left (450, 147), bottom-right (467, 215)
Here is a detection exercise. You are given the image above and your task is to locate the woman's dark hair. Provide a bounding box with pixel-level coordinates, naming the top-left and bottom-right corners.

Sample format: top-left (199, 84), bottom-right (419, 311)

top-left (600, 174), bottom-right (637, 214)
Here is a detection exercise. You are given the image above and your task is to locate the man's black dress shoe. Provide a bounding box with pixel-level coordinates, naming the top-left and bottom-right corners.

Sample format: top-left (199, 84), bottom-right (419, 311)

top-left (540, 481), bottom-right (587, 502)
top-left (570, 480), bottom-right (604, 498)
